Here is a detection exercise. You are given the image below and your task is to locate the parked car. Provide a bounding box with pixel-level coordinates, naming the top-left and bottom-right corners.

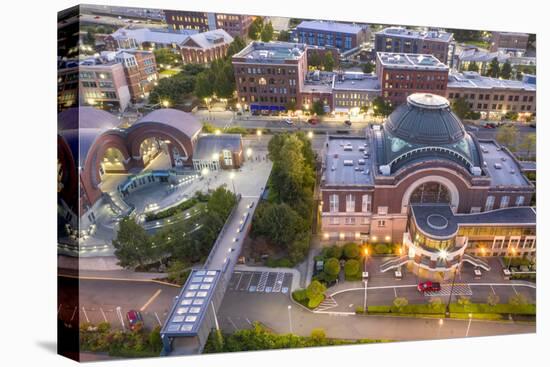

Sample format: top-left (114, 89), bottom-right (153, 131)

top-left (417, 281), bottom-right (441, 293)
top-left (344, 120), bottom-right (352, 127)
top-left (307, 117), bottom-right (319, 125)
top-left (484, 122), bottom-right (497, 129)
top-left (126, 310), bottom-right (143, 330)
top-left (284, 118), bottom-right (294, 125)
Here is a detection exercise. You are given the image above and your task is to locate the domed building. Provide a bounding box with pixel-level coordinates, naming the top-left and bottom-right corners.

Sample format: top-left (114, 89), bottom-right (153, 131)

top-left (320, 93), bottom-right (536, 279)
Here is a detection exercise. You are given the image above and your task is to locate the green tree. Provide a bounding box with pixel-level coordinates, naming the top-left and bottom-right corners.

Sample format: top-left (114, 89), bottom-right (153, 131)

top-left (148, 326), bottom-right (162, 352)
top-left (487, 293), bottom-right (500, 307)
top-left (260, 21), bottom-right (274, 42)
top-left (213, 60), bottom-right (236, 99)
top-left (166, 260), bottom-right (189, 285)
top-left (372, 96), bottom-right (394, 117)
top-left (310, 328), bottom-right (326, 342)
top-left (306, 280), bottom-right (326, 308)
top-left (325, 245), bottom-right (343, 259)
top-left (153, 48), bottom-right (179, 67)
top-left (487, 57), bottom-right (500, 78)
top-left (451, 97), bottom-right (471, 119)
top-left (509, 293), bottom-right (528, 306)
top-left (500, 60), bottom-right (512, 79)
top-left (496, 124), bottom-right (519, 151)
top-left (323, 257), bottom-right (341, 278)
top-left (308, 51), bottom-right (321, 68)
top-left (112, 217), bottom-right (154, 269)
top-left (362, 61), bottom-right (375, 74)
top-left (344, 259), bottom-right (360, 278)
top-left (248, 18), bottom-right (264, 40)
top-left (519, 133), bottom-right (536, 158)
top-left (310, 100), bottom-right (326, 115)
top-left (253, 203), bottom-right (304, 248)
top-left (227, 36), bottom-right (247, 57)
top-left (207, 186), bottom-right (237, 221)
top-left (393, 297), bottom-right (409, 310)
top-left (149, 73), bottom-right (197, 105)
top-left (467, 61), bottom-right (479, 72)
top-left (194, 70), bottom-right (215, 99)
top-left (323, 52), bottom-right (335, 71)
top-left (343, 242), bottom-right (360, 259)
top-left (277, 30), bottom-right (290, 42)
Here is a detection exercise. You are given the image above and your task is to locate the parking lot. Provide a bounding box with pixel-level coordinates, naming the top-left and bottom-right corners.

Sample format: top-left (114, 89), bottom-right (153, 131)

top-left (228, 270), bottom-right (293, 294)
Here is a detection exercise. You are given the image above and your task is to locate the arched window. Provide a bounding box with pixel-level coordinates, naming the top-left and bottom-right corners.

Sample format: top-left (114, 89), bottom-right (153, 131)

top-left (409, 182), bottom-right (451, 204)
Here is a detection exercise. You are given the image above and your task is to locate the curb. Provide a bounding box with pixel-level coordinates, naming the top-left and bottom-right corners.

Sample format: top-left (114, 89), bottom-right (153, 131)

top-left (58, 273), bottom-right (182, 288)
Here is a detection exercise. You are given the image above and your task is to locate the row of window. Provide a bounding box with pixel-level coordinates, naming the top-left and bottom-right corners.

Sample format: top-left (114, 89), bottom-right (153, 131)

top-left (236, 67), bottom-right (297, 76)
top-left (484, 195), bottom-right (524, 211)
top-left (385, 82), bottom-right (446, 90)
top-left (448, 92), bottom-right (534, 103)
top-left (79, 71), bottom-right (113, 81)
top-left (240, 87), bottom-right (294, 95)
top-left (329, 194), bottom-right (372, 213)
top-left (384, 73), bottom-right (446, 82)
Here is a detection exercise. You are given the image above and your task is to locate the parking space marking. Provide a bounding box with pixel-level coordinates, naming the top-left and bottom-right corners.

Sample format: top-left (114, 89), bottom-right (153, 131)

top-left (393, 287), bottom-right (397, 298)
top-left (256, 272), bottom-right (269, 292)
top-left (235, 272), bottom-right (244, 290)
top-left (425, 284), bottom-right (472, 297)
top-left (245, 318), bottom-right (252, 325)
top-left (273, 272), bottom-right (284, 293)
top-left (100, 307), bottom-right (108, 323)
top-left (140, 289), bottom-right (162, 312)
top-left (512, 285), bottom-right (519, 295)
top-left (82, 307), bottom-right (90, 323)
top-left (154, 312), bottom-right (162, 326)
top-left (227, 316), bottom-right (238, 331)
top-left (246, 272), bottom-right (254, 290)
top-left (70, 306), bottom-right (78, 322)
top-left (490, 285), bottom-right (496, 295)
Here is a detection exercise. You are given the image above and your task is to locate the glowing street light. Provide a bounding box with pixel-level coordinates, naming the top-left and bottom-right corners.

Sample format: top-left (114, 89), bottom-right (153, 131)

top-left (162, 100), bottom-right (170, 108)
top-left (246, 148), bottom-right (253, 159)
top-left (307, 131), bottom-right (314, 139)
top-left (229, 171), bottom-right (236, 194)
top-left (215, 129), bottom-right (221, 135)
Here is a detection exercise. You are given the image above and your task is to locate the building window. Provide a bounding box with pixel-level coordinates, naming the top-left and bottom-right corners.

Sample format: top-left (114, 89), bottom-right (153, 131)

top-left (362, 194), bottom-right (372, 214)
top-left (329, 217), bottom-right (339, 225)
top-left (378, 220), bottom-right (386, 227)
top-left (500, 196), bottom-right (510, 209)
top-left (329, 194), bottom-right (339, 213)
top-left (485, 195), bottom-right (495, 211)
top-left (345, 217), bottom-right (355, 225)
top-left (346, 194), bottom-right (355, 213)
top-left (515, 196), bottom-right (525, 206)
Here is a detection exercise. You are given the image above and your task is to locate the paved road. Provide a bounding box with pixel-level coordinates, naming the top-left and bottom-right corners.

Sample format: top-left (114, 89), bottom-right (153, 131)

top-left (58, 276), bottom-right (180, 331)
top-left (217, 272), bottom-right (535, 340)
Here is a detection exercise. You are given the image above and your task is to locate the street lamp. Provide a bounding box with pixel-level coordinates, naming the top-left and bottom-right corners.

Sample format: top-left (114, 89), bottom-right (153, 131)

top-left (287, 305), bottom-right (293, 334)
top-left (162, 100), bottom-right (170, 108)
top-left (201, 167), bottom-right (210, 191)
top-left (229, 171), bottom-right (236, 194)
top-left (507, 247), bottom-right (517, 269)
top-left (307, 131), bottom-right (314, 139)
top-left (439, 249), bottom-right (458, 318)
top-left (246, 148), bottom-right (253, 161)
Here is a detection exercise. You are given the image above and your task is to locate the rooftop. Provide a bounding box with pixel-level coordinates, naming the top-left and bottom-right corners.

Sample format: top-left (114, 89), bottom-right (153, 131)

top-left (478, 140), bottom-right (531, 187)
top-left (193, 134), bottom-right (242, 161)
top-left (180, 29), bottom-right (234, 50)
top-left (377, 52), bottom-right (448, 71)
top-left (296, 20), bottom-right (367, 34)
top-left (323, 136), bottom-right (375, 186)
top-left (411, 204), bottom-right (536, 238)
top-left (332, 72), bottom-right (381, 91)
top-left (110, 27), bottom-right (198, 45)
top-left (458, 49), bottom-right (535, 65)
top-left (447, 72), bottom-right (536, 91)
top-left (376, 27), bottom-right (453, 42)
top-left (161, 269), bottom-right (220, 336)
top-left (233, 41), bottom-right (307, 62)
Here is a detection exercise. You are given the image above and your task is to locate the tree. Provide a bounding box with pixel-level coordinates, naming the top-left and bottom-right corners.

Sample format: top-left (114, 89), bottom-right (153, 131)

top-left (253, 203), bottom-right (304, 248)
top-left (504, 111), bottom-right (518, 121)
top-left (487, 293), bottom-right (500, 307)
top-left (467, 61), bottom-right (479, 72)
top-left (519, 133), bottom-right (536, 158)
top-left (260, 21), bottom-right (274, 42)
top-left (362, 61), bottom-right (375, 74)
top-left (323, 257), bottom-right (341, 278)
top-left (149, 326), bottom-right (162, 352)
top-left (344, 259), bottom-right (360, 278)
top-left (248, 18), bottom-right (264, 40)
top-left (277, 30), bottom-right (290, 42)
top-left (166, 260), bottom-right (189, 285)
top-left (310, 100), bottom-right (325, 116)
top-left (153, 48), bottom-right (179, 68)
top-left (451, 97), bottom-right (471, 119)
top-left (112, 217), bottom-right (154, 269)
top-left (393, 297), bottom-right (409, 310)
top-left (323, 52), bottom-right (335, 72)
top-left (343, 242), bottom-right (360, 259)
top-left (305, 280), bottom-right (326, 308)
top-left (487, 57), bottom-right (500, 78)
top-left (194, 70), bottom-right (215, 99)
top-left (372, 96), bottom-right (394, 117)
top-left (500, 60), bottom-right (512, 79)
top-left (325, 245), bottom-right (343, 259)
top-left (457, 296), bottom-right (471, 307)
top-left (227, 36), bottom-right (246, 57)
top-left (310, 328), bottom-right (326, 342)
top-left (509, 293), bottom-right (528, 306)
top-left (308, 51), bottom-right (322, 68)
top-left (149, 73), bottom-right (197, 105)
top-left (496, 124), bottom-right (519, 151)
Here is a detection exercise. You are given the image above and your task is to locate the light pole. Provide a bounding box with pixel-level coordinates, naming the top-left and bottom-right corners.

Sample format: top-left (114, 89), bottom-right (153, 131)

top-left (229, 171), bottom-right (236, 194)
top-left (507, 247), bottom-right (517, 269)
top-left (246, 148), bottom-right (253, 162)
top-left (439, 249), bottom-right (458, 318)
top-left (201, 167), bottom-right (210, 192)
top-left (287, 305), bottom-right (293, 334)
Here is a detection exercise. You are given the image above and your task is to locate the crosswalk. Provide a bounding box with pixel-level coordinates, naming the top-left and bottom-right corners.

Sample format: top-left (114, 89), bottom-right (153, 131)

top-left (229, 271), bottom-right (292, 295)
top-left (315, 296), bottom-right (338, 312)
top-left (256, 272), bottom-right (269, 292)
top-left (424, 283), bottom-right (473, 297)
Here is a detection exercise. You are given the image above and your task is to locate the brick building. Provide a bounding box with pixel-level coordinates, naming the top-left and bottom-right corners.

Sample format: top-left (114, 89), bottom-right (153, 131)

top-left (375, 27), bottom-right (454, 65)
top-left (232, 41), bottom-right (308, 113)
top-left (376, 52), bottom-right (449, 106)
top-left (114, 50), bottom-right (158, 101)
top-left (331, 71), bottom-right (381, 115)
top-left (164, 10), bottom-right (253, 38)
top-left (179, 29), bottom-right (233, 65)
top-left (490, 31), bottom-right (529, 53)
top-left (446, 71), bottom-right (536, 120)
top-left (296, 20), bottom-right (369, 51)
top-left (319, 93), bottom-right (535, 280)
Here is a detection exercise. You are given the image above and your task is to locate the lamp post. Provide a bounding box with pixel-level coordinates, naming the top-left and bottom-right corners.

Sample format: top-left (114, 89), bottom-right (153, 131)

top-left (246, 148), bottom-right (253, 162)
top-left (287, 305), bottom-right (293, 334)
top-left (229, 171), bottom-right (236, 194)
top-left (201, 167), bottom-right (210, 192)
top-left (507, 247), bottom-right (517, 269)
top-left (439, 249), bottom-right (458, 318)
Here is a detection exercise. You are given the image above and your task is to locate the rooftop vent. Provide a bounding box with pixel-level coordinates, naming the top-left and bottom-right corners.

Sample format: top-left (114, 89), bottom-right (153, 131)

top-left (343, 160), bottom-right (354, 166)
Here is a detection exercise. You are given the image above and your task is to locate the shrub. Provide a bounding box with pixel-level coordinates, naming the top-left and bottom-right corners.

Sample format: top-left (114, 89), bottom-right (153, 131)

top-left (324, 257), bottom-right (341, 276)
top-left (355, 306), bottom-right (365, 314)
top-left (429, 297), bottom-right (443, 310)
top-left (458, 296), bottom-right (471, 307)
top-left (310, 328), bottom-right (326, 341)
top-left (393, 297), bottom-right (409, 309)
top-left (292, 289), bottom-right (307, 303)
top-left (344, 259), bottom-right (360, 279)
top-left (97, 322), bottom-right (111, 333)
top-left (308, 294), bottom-right (324, 309)
top-left (374, 243), bottom-right (391, 255)
top-left (343, 243), bottom-right (360, 259)
top-left (487, 293), bottom-right (500, 307)
top-left (509, 293), bottom-right (528, 306)
top-left (325, 245), bottom-right (343, 259)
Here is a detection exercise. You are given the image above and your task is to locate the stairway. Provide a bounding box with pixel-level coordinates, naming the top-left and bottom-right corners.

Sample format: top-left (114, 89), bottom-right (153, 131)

top-left (462, 254), bottom-right (491, 271)
top-left (380, 255), bottom-right (409, 273)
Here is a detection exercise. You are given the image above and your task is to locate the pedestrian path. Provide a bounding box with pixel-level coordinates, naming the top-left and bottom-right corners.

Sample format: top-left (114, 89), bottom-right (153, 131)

top-left (424, 283), bottom-right (473, 297)
top-left (314, 295), bottom-right (338, 312)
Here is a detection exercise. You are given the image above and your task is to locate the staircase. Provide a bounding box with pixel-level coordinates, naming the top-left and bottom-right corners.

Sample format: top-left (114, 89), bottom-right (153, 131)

top-left (380, 255), bottom-right (409, 273)
top-left (462, 254), bottom-right (491, 271)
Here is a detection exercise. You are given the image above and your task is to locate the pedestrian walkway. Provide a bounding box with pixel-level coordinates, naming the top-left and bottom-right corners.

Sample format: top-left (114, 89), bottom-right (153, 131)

top-left (228, 270), bottom-right (293, 295)
top-left (314, 295), bottom-right (338, 312)
top-left (424, 283), bottom-right (473, 297)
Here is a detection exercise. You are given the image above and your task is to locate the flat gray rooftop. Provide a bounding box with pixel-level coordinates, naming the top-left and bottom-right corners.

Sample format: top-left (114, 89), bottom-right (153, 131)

top-left (324, 137), bottom-right (374, 186)
top-left (233, 41), bottom-right (306, 62)
top-left (376, 27), bottom-right (453, 42)
top-left (377, 52), bottom-right (448, 70)
top-left (448, 72), bottom-right (536, 91)
top-left (479, 141), bottom-right (530, 187)
top-left (333, 73), bottom-right (381, 91)
top-left (297, 20), bottom-right (366, 35)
